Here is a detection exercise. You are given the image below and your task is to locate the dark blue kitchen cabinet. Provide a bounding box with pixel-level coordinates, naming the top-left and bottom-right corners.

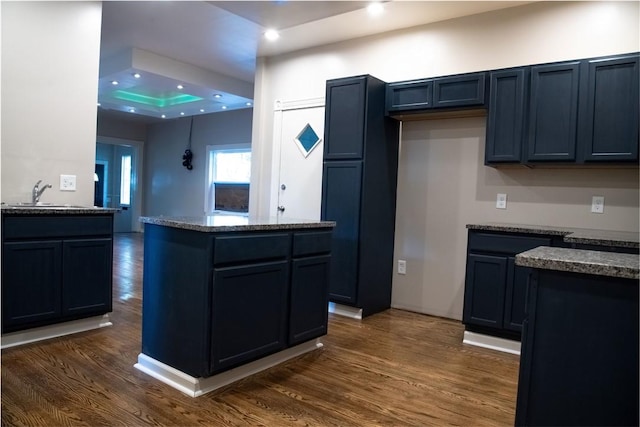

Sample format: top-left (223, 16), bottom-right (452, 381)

top-left (2, 241), bottom-right (63, 328)
top-left (322, 75), bottom-right (400, 317)
top-left (463, 231), bottom-right (552, 339)
top-left (211, 261), bottom-right (289, 373)
top-left (1, 214), bottom-right (113, 334)
top-left (515, 269), bottom-right (638, 426)
top-left (141, 223), bottom-right (334, 378)
top-left (526, 61), bottom-right (581, 162)
top-left (385, 72), bottom-right (486, 115)
top-left (580, 54), bottom-right (639, 162)
top-left (485, 68), bottom-right (528, 163)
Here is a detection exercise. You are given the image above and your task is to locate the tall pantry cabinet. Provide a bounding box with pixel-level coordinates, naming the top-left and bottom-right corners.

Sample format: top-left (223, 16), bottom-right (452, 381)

top-left (321, 75), bottom-right (400, 317)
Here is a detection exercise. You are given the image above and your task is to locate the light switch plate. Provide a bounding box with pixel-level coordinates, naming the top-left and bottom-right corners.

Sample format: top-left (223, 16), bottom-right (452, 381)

top-left (496, 193), bottom-right (507, 209)
top-left (60, 174), bottom-right (76, 191)
top-left (398, 260), bottom-right (406, 275)
top-left (591, 196), bottom-right (604, 214)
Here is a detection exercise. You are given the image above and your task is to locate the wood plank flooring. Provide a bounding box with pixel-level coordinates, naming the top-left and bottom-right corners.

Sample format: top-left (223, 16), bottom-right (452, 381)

top-left (2, 232), bottom-right (519, 426)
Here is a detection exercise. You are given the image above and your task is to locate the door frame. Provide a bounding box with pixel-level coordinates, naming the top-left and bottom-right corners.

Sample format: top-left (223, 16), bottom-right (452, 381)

top-left (270, 97), bottom-right (325, 217)
top-left (96, 136), bottom-right (144, 232)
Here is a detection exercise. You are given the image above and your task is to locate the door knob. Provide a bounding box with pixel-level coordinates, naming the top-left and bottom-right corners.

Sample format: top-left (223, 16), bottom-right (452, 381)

top-left (280, 184), bottom-right (286, 190)
top-left (277, 206), bottom-right (285, 212)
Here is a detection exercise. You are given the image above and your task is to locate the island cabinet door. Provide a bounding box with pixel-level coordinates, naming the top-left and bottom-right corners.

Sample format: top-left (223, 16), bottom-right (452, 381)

top-left (289, 254), bottom-right (331, 346)
top-left (2, 241), bottom-right (62, 332)
top-left (210, 260), bottom-right (289, 374)
top-left (462, 253), bottom-right (508, 329)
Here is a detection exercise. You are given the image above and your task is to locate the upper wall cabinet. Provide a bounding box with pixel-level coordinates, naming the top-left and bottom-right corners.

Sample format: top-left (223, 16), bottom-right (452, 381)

top-left (526, 61), bottom-right (581, 162)
top-left (485, 68), bottom-right (529, 163)
top-left (386, 72), bottom-right (486, 115)
top-left (324, 77), bottom-right (367, 160)
top-left (579, 54), bottom-right (639, 162)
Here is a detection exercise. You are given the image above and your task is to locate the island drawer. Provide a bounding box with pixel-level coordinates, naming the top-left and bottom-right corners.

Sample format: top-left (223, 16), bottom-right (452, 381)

top-left (293, 231), bottom-right (333, 257)
top-left (3, 216), bottom-right (113, 240)
top-left (468, 232), bottom-right (552, 254)
top-left (213, 233), bottom-right (290, 265)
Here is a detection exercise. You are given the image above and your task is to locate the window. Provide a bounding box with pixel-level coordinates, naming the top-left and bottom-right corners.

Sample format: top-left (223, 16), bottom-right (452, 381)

top-left (205, 145), bottom-right (251, 213)
top-left (120, 154), bottom-right (131, 206)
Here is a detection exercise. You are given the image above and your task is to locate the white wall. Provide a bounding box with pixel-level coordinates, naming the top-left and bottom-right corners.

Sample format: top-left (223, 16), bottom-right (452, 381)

top-left (1, 2), bottom-right (102, 205)
top-left (250, 1), bottom-right (640, 320)
top-left (144, 108), bottom-right (253, 216)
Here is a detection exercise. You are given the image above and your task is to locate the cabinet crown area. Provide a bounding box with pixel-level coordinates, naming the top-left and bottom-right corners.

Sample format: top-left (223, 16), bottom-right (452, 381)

top-left (385, 52), bottom-right (639, 166)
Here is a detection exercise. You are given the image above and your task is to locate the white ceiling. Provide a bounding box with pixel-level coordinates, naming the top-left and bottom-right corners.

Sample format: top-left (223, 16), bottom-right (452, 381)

top-left (98, 1), bottom-right (532, 123)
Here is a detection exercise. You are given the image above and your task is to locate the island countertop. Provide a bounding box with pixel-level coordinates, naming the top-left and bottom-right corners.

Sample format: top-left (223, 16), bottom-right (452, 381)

top-left (467, 222), bottom-right (639, 249)
top-left (515, 246), bottom-right (640, 280)
top-left (140, 214), bottom-right (335, 233)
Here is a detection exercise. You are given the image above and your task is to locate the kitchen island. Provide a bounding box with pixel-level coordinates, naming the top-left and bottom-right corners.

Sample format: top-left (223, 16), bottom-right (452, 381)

top-left (514, 246), bottom-right (639, 426)
top-left (135, 214), bottom-right (335, 397)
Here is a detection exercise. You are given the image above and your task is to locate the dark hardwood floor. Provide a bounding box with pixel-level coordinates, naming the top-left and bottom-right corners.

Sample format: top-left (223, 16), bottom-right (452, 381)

top-left (2, 232), bottom-right (519, 426)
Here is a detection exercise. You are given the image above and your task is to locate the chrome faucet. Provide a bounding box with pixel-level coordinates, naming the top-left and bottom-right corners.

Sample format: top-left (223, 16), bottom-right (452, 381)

top-left (32, 180), bottom-right (52, 204)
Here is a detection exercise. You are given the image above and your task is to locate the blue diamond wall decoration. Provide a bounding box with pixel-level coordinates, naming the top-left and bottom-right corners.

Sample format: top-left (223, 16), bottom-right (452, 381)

top-left (295, 123), bottom-right (321, 157)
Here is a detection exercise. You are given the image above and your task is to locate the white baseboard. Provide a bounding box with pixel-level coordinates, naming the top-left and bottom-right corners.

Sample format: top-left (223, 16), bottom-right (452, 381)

top-left (134, 339), bottom-right (324, 397)
top-left (328, 302), bottom-right (363, 320)
top-left (463, 330), bottom-right (521, 355)
top-left (1, 314), bottom-right (112, 349)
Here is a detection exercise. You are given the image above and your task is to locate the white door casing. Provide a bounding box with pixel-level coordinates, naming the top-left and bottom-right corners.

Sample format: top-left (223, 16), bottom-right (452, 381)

top-left (271, 98), bottom-right (325, 220)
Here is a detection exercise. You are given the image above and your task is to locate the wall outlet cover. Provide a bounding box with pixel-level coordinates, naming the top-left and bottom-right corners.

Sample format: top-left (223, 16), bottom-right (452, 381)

top-left (398, 260), bottom-right (407, 275)
top-left (496, 193), bottom-right (507, 209)
top-left (60, 174), bottom-right (77, 191)
top-left (591, 196), bottom-right (604, 214)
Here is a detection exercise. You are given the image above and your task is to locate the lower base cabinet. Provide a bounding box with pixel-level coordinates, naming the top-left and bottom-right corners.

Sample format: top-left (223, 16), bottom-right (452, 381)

top-left (1, 215), bottom-right (114, 334)
top-left (141, 224), bottom-right (333, 378)
top-left (515, 269), bottom-right (639, 426)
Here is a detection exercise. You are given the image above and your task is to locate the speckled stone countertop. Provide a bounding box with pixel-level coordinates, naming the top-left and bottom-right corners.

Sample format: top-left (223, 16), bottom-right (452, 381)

top-left (467, 222), bottom-right (639, 249)
top-left (140, 214), bottom-right (336, 233)
top-left (516, 246), bottom-right (639, 280)
top-left (1, 204), bottom-right (117, 215)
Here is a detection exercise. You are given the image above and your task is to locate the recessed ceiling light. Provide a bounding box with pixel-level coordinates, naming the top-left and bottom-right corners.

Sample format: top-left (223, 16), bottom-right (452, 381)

top-left (200, 108), bottom-right (205, 113)
top-left (367, 2), bottom-right (384, 16)
top-left (111, 80), bottom-right (119, 85)
top-left (133, 73), bottom-right (141, 79)
top-left (129, 108), bottom-right (135, 113)
top-left (180, 112), bottom-right (185, 116)
top-left (221, 106), bottom-right (227, 110)
top-left (264, 29), bottom-right (280, 41)
top-left (161, 114), bottom-right (166, 119)
top-left (97, 102), bottom-right (101, 107)
top-left (177, 84), bottom-right (184, 90)
top-left (213, 94), bottom-right (222, 99)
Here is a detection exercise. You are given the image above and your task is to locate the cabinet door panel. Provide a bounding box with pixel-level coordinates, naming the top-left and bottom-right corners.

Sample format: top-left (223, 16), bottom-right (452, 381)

top-left (527, 62), bottom-right (580, 161)
top-left (504, 257), bottom-right (530, 332)
top-left (62, 239), bottom-right (113, 316)
top-left (324, 78), bottom-right (366, 160)
top-left (486, 68), bottom-right (527, 163)
top-left (321, 161), bottom-right (362, 304)
top-left (433, 73), bottom-right (486, 108)
top-left (211, 261), bottom-right (289, 373)
top-left (289, 255), bottom-right (331, 345)
top-left (2, 241), bottom-right (62, 330)
top-left (582, 55), bottom-right (639, 161)
top-left (463, 254), bottom-right (507, 328)
top-left (386, 80), bottom-right (433, 113)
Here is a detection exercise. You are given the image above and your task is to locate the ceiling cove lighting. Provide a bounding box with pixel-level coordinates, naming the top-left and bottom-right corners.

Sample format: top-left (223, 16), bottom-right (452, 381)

top-left (112, 90), bottom-right (203, 107)
top-left (367, 2), bottom-right (384, 16)
top-left (264, 29), bottom-right (280, 41)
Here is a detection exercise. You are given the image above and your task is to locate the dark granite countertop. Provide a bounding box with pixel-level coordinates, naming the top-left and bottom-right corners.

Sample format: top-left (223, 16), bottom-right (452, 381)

top-left (516, 246), bottom-right (639, 280)
top-left (467, 222), bottom-right (639, 249)
top-left (140, 214), bottom-right (336, 233)
top-left (1, 204), bottom-right (117, 215)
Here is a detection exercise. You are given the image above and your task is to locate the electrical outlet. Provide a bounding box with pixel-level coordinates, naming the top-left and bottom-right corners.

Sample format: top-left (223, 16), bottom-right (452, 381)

top-left (60, 174), bottom-right (76, 191)
top-left (591, 196), bottom-right (604, 214)
top-left (398, 260), bottom-right (407, 275)
top-left (496, 193), bottom-right (507, 209)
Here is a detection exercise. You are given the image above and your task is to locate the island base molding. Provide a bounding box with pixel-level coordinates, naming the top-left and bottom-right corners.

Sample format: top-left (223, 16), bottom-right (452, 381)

top-left (135, 339), bottom-right (324, 397)
top-left (463, 331), bottom-right (521, 355)
top-left (1, 314), bottom-right (112, 349)
top-left (328, 302), bottom-right (363, 320)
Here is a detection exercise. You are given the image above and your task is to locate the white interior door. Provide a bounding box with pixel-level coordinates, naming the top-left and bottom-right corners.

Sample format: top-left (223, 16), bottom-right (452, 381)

top-left (275, 103), bottom-right (325, 220)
